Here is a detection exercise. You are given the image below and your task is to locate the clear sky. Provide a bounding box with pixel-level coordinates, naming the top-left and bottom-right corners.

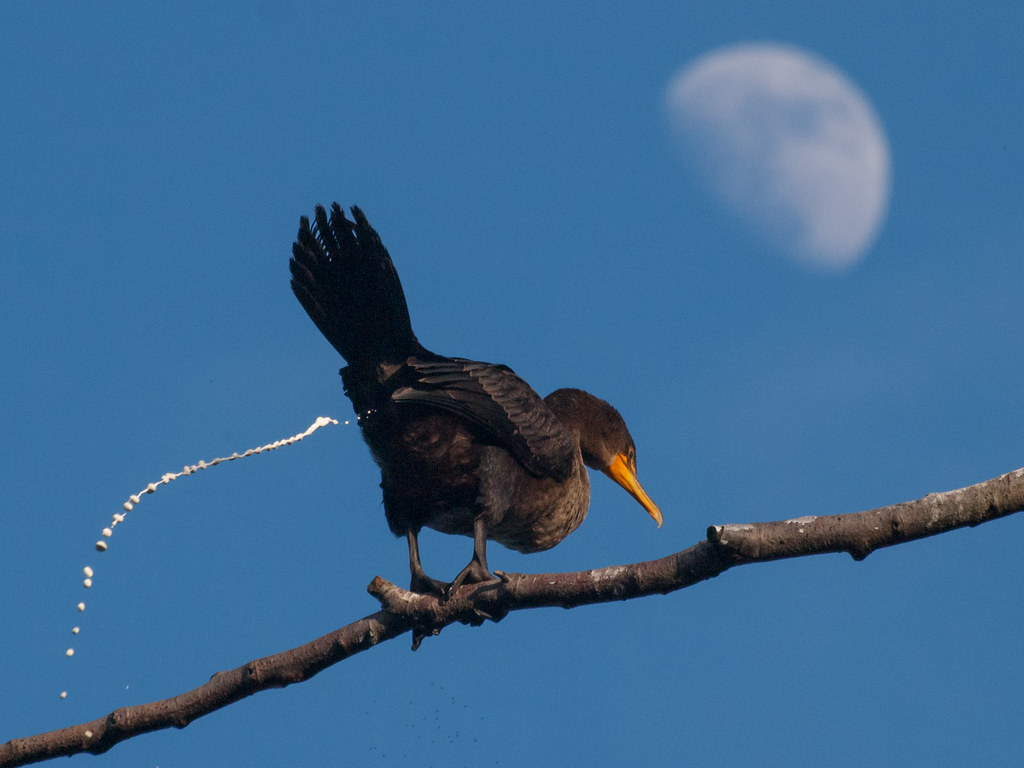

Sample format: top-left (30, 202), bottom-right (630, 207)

top-left (2, 2), bottom-right (1022, 766)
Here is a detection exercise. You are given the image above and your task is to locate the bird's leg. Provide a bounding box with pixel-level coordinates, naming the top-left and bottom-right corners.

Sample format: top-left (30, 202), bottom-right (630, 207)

top-left (406, 529), bottom-right (447, 596)
top-left (446, 515), bottom-right (498, 596)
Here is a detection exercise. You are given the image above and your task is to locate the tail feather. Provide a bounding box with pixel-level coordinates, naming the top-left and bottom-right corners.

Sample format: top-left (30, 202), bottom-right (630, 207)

top-left (290, 203), bottom-right (423, 367)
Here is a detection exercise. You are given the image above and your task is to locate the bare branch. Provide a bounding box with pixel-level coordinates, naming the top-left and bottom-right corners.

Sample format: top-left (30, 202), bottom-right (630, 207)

top-left (4, 465), bottom-right (1022, 767)
top-left (707, 465), bottom-right (1024, 561)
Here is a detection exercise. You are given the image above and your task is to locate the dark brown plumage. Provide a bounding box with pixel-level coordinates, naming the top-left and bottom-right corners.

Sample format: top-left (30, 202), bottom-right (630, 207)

top-left (289, 203), bottom-right (661, 594)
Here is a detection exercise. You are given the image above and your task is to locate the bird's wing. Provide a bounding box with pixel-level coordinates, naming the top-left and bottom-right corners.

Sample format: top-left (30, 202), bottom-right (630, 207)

top-left (392, 358), bottom-right (576, 481)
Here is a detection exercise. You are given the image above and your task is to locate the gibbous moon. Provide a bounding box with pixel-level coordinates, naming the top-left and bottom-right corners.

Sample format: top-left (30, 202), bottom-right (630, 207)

top-left (665, 43), bottom-right (891, 270)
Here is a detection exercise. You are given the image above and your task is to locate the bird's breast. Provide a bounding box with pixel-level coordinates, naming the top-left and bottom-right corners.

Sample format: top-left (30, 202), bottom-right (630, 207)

top-left (483, 450), bottom-right (591, 553)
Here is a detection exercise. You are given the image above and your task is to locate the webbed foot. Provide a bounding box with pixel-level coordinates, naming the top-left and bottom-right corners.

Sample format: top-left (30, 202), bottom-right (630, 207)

top-left (445, 558), bottom-right (499, 597)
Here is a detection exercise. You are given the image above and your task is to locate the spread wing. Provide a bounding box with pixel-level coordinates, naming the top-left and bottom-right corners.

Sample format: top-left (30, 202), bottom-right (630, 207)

top-left (391, 358), bottom-right (575, 481)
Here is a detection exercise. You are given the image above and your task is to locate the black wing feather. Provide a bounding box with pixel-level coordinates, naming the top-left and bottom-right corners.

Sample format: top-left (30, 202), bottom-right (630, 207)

top-left (393, 358), bottom-right (575, 481)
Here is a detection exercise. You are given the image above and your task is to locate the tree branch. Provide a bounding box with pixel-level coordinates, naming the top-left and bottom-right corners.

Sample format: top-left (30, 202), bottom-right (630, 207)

top-left (4, 465), bottom-right (1023, 767)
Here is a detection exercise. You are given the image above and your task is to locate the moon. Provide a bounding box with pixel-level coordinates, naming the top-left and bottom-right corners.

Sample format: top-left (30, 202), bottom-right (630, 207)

top-left (665, 43), bottom-right (891, 270)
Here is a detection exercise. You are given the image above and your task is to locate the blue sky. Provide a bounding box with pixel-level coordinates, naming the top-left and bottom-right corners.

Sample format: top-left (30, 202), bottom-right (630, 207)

top-left (2, 2), bottom-right (1022, 766)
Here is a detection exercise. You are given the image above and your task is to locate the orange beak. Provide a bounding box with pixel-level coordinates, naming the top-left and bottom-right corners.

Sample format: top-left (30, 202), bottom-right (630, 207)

top-left (601, 453), bottom-right (663, 528)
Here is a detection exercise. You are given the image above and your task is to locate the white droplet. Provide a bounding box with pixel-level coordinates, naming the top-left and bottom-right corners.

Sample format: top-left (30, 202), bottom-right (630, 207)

top-left (65, 648), bottom-right (74, 657)
top-left (60, 691), bottom-right (67, 699)
top-left (83, 578), bottom-right (93, 588)
top-left (95, 541), bottom-right (108, 551)
top-left (83, 566), bottom-right (94, 578)
top-left (77, 602), bottom-right (85, 612)
top-left (102, 528), bottom-right (113, 537)
top-left (72, 626), bottom-right (80, 634)
top-left (84, 730), bottom-right (93, 738)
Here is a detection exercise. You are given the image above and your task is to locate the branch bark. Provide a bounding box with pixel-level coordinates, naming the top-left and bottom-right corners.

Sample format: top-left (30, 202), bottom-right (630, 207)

top-left (3, 465), bottom-right (1023, 767)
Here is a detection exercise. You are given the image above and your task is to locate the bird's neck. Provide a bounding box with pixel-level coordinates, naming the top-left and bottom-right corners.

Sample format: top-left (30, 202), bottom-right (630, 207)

top-left (543, 388), bottom-right (615, 470)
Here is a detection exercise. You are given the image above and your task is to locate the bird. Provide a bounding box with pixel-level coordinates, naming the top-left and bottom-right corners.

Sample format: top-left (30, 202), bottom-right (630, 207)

top-left (289, 202), bottom-right (662, 596)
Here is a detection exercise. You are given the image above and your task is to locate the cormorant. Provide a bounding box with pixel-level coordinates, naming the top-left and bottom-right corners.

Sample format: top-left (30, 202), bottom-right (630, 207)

top-left (289, 203), bottom-right (661, 595)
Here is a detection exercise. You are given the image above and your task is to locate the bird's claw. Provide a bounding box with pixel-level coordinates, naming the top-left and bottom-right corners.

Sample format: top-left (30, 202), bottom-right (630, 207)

top-left (409, 572), bottom-right (449, 597)
top-left (445, 558), bottom-right (499, 598)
